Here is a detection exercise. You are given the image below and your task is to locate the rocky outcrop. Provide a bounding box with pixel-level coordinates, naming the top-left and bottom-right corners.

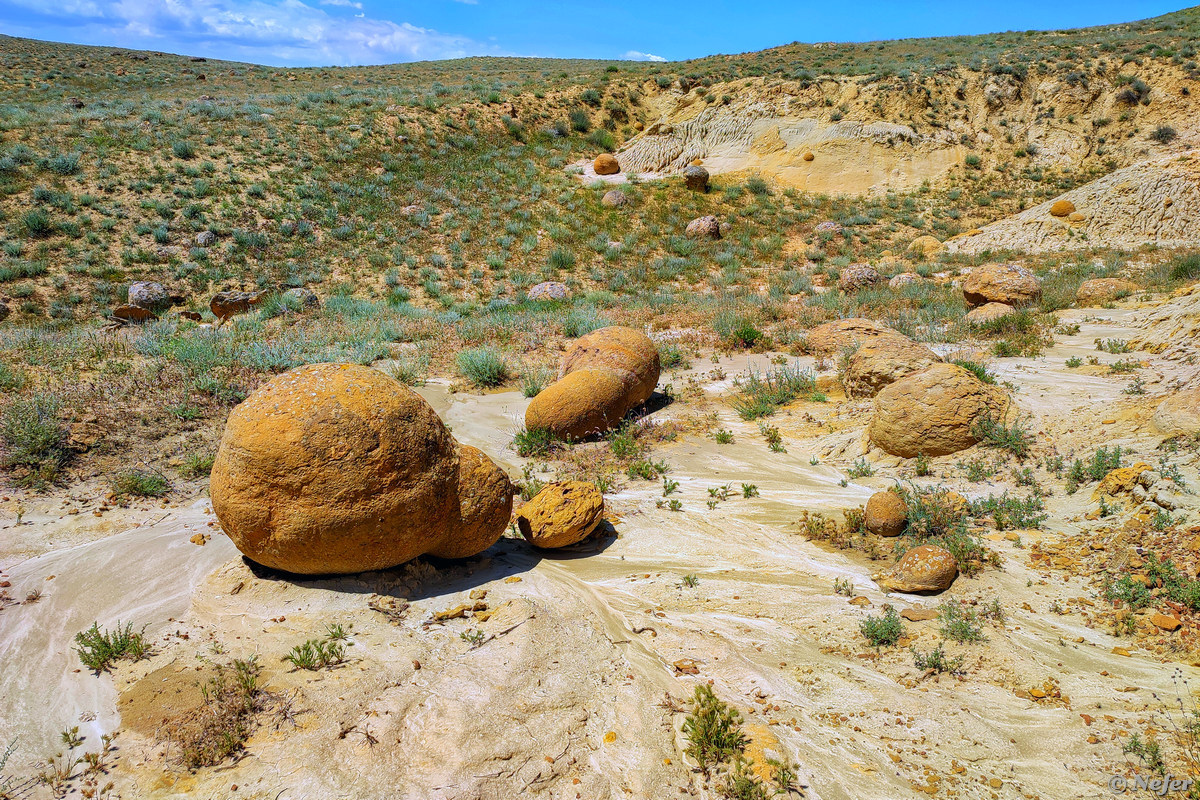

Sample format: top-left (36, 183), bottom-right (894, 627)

top-left (128, 281), bottom-right (171, 312)
top-left (906, 235), bottom-right (944, 259)
top-left (842, 337), bottom-right (941, 399)
top-left (516, 482), bottom-right (604, 548)
top-left (868, 363), bottom-right (1011, 457)
top-left (961, 264), bottom-right (1041, 307)
top-left (865, 491), bottom-right (907, 537)
top-left (875, 545), bottom-right (958, 593)
top-left (111, 304), bottom-right (157, 324)
top-left (593, 154), bottom-right (620, 175)
top-left (1076, 278), bottom-right (1139, 306)
top-left (526, 326), bottom-right (661, 439)
top-left (1153, 389), bottom-right (1200, 438)
top-left (948, 151), bottom-right (1200, 254)
top-left (210, 363), bottom-right (512, 574)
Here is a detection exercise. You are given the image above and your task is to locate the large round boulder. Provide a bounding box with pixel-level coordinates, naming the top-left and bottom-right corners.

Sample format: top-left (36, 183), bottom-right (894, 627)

top-left (594, 154), bottom-right (620, 175)
top-left (558, 326), bottom-right (661, 407)
top-left (964, 302), bottom-right (1015, 326)
top-left (838, 264), bottom-right (883, 293)
top-left (435, 445), bottom-right (514, 559)
top-left (865, 491), bottom-right (908, 537)
top-left (875, 545), bottom-right (958, 593)
top-left (1153, 389), bottom-right (1200, 438)
top-left (685, 215), bottom-right (721, 239)
top-left (516, 481), bottom-right (604, 549)
top-left (803, 318), bottom-right (906, 356)
top-left (525, 368), bottom-right (633, 440)
top-left (842, 337), bottom-right (941, 399)
top-left (1049, 199), bottom-right (1076, 218)
top-left (1076, 278), bottom-right (1139, 307)
top-left (868, 363), bottom-right (1011, 458)
top-left (961, 264), bottom-right (1041, 307)
top-left (210, 363), bottom-right (510, 574)
top-left (128, 281), bottom-right (171, 312)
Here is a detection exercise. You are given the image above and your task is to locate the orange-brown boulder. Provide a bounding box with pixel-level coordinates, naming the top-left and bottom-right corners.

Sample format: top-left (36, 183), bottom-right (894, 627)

top-left (210, 290), bottom-right (267, 321)
top-left (525, 368), bottom-right (633, 440)
top-left (868, 363), bottom-right (1011, 458)
top-left (210, 363), bottom-right (509, 574)
top-left (842, 337), bottom-right (941, 399)
top-left (1049, 199), bottom-right (1076, 217)
top-left (1076, 278), bottom-right (1139, 307)
top-left (802, 318), bottom-right (907, 356)
top-left (961, 264), bottom-right (1041, 307)
top-left (875, 545), bottom-right (958, 593)
top-left (1153, 389), bottom-right (1200, 438)
top-left (865, 491), bottom-right (908, 537)
top-left (434, 444), bottom-right (514, 559)
top-left (558, 326), bottom-right (661, 408)
top-left (965, 302), bottom-right (1016, 326)
top-left (516, 481), bottom-right (604, 548)
top-left (685, 215), bottom-right (721, 239)
top-left (594, 154), bottom-right (620, 175)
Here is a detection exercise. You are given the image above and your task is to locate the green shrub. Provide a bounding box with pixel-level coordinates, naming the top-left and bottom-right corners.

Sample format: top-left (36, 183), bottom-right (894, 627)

top-left (457, 346), bottom-right (510, 387)
top-left (172, 140), bottom-right (197, 159)
top-left (971, 413), bottom-right (1034, 458)
top-left (75, 621), bottom-right (149, 672)
top-left (21, 209), bottom-right (55, 238)
top-left (659, 344), bottom-right (691, 370)
top-left (512, 426), bottom-right (558, 457)
top-left (520, 366), bottom-right (554, 398)
top-left (1, 392), bottom-right (68, 485)
top-left (860, 606), bottom-right (904, 647)
top-left (111, 469), bottom-right (169, 498)
top-left (1168, 252), bottom-right (1200, 283)
top-left (284, 636), bottom-right (345, 670)
top-left (938, 600), bottom-right (986, 643)
top-left (732, 364), bottom-right (818, 420)
top-left (682, 684), bottom-right (747, 769)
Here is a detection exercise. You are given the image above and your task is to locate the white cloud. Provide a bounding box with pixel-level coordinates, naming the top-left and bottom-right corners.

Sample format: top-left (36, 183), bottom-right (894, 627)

top-left (622, 50), bottom-right (666, 62)
top-left (3, 0), bottom-right (501, 65)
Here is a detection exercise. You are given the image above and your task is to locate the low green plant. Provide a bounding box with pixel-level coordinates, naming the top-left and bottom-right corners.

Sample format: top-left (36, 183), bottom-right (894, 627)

top-left (911, 643), bottom-right (966, 674)
top-left (972, 413), bottom-right (1034, 459)
top-left (682, 684), bottom-right (748, 770)
top-left (512, 426), bottom-right (558, 457)
top-left (75, 621), bottom-right (150, 672)
top-left (860, 605), bottom-right (904, 647)
top-left (110, 469), bottom-right (169, 498)
top-left (284, 636), bottom-right (345, 670)
top-left (456, 346), bottom-right (510, 387)
top-left (0, 392), bottom-right (68, 487)
top-left (938, 600), bottom-right (986, 643)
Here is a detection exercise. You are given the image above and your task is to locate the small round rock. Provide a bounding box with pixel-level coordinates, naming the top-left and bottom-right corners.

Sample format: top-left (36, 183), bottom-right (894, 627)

top-left (865, 491), bottom-right (908, 537)
top-left (516, 481), bottom-right (604, 549)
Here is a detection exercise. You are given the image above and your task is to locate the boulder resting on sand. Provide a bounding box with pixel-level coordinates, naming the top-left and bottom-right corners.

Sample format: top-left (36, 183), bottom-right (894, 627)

top-left (875, 545), bottom-right (958, 593)
top-left (516, 481), bottom-right (604, 548)
top-left (961, 264), bottom-right (1041, 307)
top-left (210, 363), bottom-right (512, 574)
top-left (865, 491), bottom-right (907, 537)
top-left (842, 337), bottom-right (941, 399)
top-left (527, 326), bottom-right (661, 439)
top-left (1049, 199), bottom-right (1076, 218)
top-left (868, 363), bottom-right (1011, 458)
top-left (210, 290), bottom-right (267, 321)
top-left (527, 281), bottom-right (571, 302)
top-left (128, 281), bottom-right (172, 311)
top-left (1153, 389), bottom-right (1200, 438)
top-left (965, 302), bottom-right (1015, 326)
top-left (594, 154), bottom-right (620, 175)
top-left (802, 318), bottom-right (906, 356)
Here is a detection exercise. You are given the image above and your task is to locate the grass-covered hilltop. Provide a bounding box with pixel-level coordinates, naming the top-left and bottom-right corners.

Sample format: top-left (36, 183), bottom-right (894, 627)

top-left (2, 6), bottom-right (1200, 800)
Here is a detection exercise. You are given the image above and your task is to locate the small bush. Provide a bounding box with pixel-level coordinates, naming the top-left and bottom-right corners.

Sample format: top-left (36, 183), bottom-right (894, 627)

top-left (513, 426), bottom-right (558, 457)
top-left (284, 636), bottom-right (345, 671)
top-left (177, 657), bottom-right (266, 768)
top-left (75, 621), bottom-right (149, 672)
top-left (732, 364), bottom-right (818, 420)
top-left (21, 209), bottom-right (55, 238)
top-left (111, 469), bottom-right (169, 498)
top-left (972, 413), bottom-right (1034, 458)
top-left (1149, 125), bottom-right (1178, 144)
top-left (520, 366), bottom-right (554, 398)
top-left (1168, 252), bottom-right (1200, 283)
top-left (860, 605), bottom-right (904, 647)
top-left (172, 140), bottom-right (197, 159)
top-left (938, 600), bottom-right (986, 643)
top-left (682, 684), bottom-right (747, 769)
top-left (46, 152), bottom-right (81, 176)
top-left (457, 347), bottom-right (510, 387)
top-left (1, 392), bottom-right (68, 486)
top-left (659, 344), bottom-right (691, 370)
top-left (912, 644), bottom-right (965, 674)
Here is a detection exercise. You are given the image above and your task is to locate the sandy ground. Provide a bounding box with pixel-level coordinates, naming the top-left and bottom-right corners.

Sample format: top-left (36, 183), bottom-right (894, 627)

top-left (1, 300), bottom-right (1197, 799)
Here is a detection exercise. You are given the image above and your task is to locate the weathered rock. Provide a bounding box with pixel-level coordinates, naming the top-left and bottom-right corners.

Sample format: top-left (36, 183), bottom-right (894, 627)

top-left (195, 231), bottom-right (216, 247)
top-left (1093, 464), bottom-right (1153, 499)
top-left (683, 165), bottom-right (709, 192)
top-left (128, 281), bottom-right (171, 311)
top-left (843, 337), bottom-right (941, 399)
top-left (685, 215), bottom-right (721, 239)
top-left (435, 445), bottom-right (514, 559)
top-left (525, 368), bottom-right (634, 440)
top-left (1153, 389), bottom-right (1200, 437)
top-left (210, 290), bottom-right (267, 321)
top-left (875, 545), bottom-right (958, 593)
top-left (210, 363), bottom-right (508, 574)
top-left (283, 287), bottom-right (320, 309)
top-left (111, 304), bottom-right (158, 324)
top-left (802, 151), bottom-right (815, 162)
top-left (802, 318), bottom-right (906, 355)
top-left (868, 363), bottom-right (1011, 458)
top-left (1150, 612), bottom-right (1182, 632)
top-left (558, 326), bottom-right (660, 406)
top-left (0, 300), bottom-right (9, 322)
top-left (965, 302), bottom-right (1016, 326)
top-left (516, 481), bottom-right (604, 549)
top-left (865, 491), bottom-right (907, 537)
top-left (179, 310), bottom-right (203, 322)
top-left (593, 154), bottom-right (620, 175)
top-left (888, 272), bottom-right (926, 290)
top-left (907, 236), bottom-right (944, 259)
top-left (815, 221), bottom-right (842, 234)
top-left (1076, 278), bottom-right (1139, 306)
top-left (961, 263), bottom-right (1041, 307)
top-left (1050, 199), bottom-right (1076, 218)
top-left (837, 264), bottom-right (883, 293)
top-left (527, 281), bottom-right (571, 302)
top-left (601, 189), bottom-right (627, 208)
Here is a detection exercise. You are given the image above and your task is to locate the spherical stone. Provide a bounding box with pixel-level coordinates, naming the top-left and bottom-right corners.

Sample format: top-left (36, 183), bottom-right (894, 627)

top-left (1049, 199), bottom-right (1076, 217)
top-left (525, 367), bottom-right (634, 440)
top-left (865, 491), bottom-right (908, 537)
top-left (516, 481), bottom-right (604, 549)
top-left (431, 444), bottom-right (513, 559)
top-left (210, 363), bottom-right (461, 574)
top-left (594, 154), bottom-right (620, 175)
top-left (558, 326), bottom-right (661, 409)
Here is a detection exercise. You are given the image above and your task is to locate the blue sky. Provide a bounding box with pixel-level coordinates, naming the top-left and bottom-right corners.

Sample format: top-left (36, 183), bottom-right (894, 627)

top-left (0, 1), bottom-right (1189, 67)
